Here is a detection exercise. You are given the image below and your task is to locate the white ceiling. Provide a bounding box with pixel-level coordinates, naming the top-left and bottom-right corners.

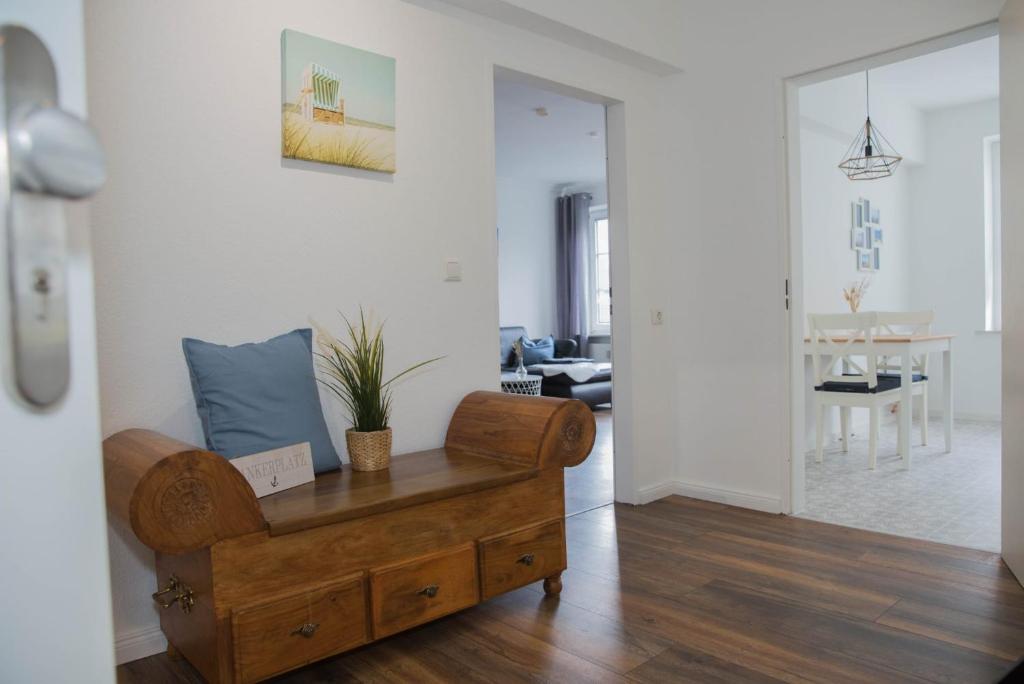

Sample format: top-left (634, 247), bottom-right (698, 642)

top-left (494, 77), bottom-right (606, 187)
top-left (871, 35), bottom-right (999, 112)
top-left (493, 36), bottom-right (996, 188)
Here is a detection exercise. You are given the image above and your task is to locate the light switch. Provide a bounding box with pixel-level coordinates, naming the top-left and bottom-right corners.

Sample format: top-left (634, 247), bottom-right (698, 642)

top-left (444, 259), bottom-right (462, 282)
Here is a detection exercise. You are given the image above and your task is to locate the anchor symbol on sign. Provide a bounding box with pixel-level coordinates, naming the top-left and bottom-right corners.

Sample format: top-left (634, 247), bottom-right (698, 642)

top-left (271, 476), bottom-right (279, 488)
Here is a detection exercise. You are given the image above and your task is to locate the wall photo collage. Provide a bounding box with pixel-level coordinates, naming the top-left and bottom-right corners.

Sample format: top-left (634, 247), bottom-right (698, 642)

top-left (850, 197), bottom-right (883, 272)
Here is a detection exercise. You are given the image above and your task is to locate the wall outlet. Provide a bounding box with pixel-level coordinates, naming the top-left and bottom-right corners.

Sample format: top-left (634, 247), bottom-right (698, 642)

top-left (444, 259), bottom-right (462, 282)
top-left (651, 309), bottom-right (664, 325)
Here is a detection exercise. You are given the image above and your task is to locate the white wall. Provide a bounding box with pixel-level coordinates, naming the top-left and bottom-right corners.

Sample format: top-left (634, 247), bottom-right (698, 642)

top-left (799, 71), bottom-right (926, 166)
top-left (799, 128), bottom-right (914, 317)
top-left (478, 0), bottom-right (1001, 515)
top-left (85, 0), bottom-right (676, 660)
top-left (497, 177), bottom-right (558, 335)
top-left (798, 69), bottom-right (923, 320)
top-left (909, 98), bottom-right (1001, 420)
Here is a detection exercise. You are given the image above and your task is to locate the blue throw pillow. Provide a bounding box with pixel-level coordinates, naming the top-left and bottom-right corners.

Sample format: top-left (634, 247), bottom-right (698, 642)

top-left (520, 335), bottom-right (556, 366)
top-left (182, 328), bottom-right (340, 474)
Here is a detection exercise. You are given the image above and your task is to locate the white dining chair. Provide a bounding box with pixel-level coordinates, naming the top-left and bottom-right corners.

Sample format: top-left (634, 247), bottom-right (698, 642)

top-left (808, 312), bottom-right (926, 469)
top-left (875, 311), bottom-right (934, 446)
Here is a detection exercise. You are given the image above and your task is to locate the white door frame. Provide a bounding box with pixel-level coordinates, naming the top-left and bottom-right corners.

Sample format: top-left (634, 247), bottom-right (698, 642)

top-left (780, 22), bottom-right (1000, 514)
top-left (488, 65), bottom-right (638, 504)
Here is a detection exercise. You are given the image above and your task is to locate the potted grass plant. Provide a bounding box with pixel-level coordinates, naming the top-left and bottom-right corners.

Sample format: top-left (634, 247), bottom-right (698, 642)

top-left (316, 309), bottom-right (442, 471)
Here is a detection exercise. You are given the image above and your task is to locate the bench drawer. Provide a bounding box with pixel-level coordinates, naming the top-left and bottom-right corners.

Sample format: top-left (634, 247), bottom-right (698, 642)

top-left (369, 543), bottom-right (479, 638)
top-left (231, 573), bottom-right (368, 683)
top-left (479, 519), bottom-right (566, 599)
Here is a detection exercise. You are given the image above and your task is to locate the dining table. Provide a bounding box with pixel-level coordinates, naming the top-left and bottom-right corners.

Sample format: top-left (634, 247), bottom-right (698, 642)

top-left (804, 334), bottom-right (954, 467)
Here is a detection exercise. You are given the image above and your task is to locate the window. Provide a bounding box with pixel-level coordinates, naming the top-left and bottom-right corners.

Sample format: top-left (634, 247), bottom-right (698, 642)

top-left (984, 135), bottom-right (1001, 332)
top-left (589, 205), bottom-right (611, 335)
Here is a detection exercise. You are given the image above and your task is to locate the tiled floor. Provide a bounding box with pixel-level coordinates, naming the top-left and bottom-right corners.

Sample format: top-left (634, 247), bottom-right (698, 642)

top-left (800, 416), bottom-right (1001, 552)
top-left (564, 406), bottom-right (613, 516)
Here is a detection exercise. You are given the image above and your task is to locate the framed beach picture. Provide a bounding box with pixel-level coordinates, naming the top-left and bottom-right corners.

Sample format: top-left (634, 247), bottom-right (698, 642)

top-left (857, 249), bottom-right (873, 271)
top-left (872, 227), bottom-right (883, 245)
top-left (281, 30), bottom-right (396, 173)
top-left (873, 247), bottom-right (881, 270)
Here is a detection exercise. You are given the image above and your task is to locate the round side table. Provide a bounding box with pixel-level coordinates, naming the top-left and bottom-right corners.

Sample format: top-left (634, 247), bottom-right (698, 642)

top-left (500, 372), bottom-right (542, 396)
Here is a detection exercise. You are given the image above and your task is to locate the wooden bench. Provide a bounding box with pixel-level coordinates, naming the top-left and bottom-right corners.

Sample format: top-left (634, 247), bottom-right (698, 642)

top-left (104, 390), bottom-right (596, 683)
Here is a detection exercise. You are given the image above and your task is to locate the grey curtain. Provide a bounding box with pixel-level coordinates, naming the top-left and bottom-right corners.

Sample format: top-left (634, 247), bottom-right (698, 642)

top-left (556, 192), bottom-right (591, 356)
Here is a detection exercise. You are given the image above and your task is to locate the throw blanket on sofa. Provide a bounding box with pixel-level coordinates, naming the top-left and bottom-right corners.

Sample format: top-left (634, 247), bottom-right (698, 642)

top-left (534, 362), bottom-right (610, 384)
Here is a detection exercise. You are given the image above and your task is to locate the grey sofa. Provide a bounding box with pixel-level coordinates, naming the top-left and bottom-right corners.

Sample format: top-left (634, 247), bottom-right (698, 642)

top-left (499, 326), bottom-right (612, 408)
top-left (499, 326), bottom-right (577, 370)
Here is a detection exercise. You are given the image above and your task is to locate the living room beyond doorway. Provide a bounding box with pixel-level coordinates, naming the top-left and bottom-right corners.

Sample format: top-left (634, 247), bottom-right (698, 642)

top-left (494, 72), bottom-right (613, 515)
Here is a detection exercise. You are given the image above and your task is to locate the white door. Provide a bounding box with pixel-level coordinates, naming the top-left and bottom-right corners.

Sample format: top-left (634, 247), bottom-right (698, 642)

top-left (1002, 0), bottom-right (1024, 582)
top-left (0, 1), bottom-right (116, 681)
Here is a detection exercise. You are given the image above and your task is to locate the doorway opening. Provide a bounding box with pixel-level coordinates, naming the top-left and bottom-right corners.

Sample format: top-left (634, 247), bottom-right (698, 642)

top-left (785, 27), bottom-right (1001, 551)
top-left (494, 72), bottom-right (614, 516)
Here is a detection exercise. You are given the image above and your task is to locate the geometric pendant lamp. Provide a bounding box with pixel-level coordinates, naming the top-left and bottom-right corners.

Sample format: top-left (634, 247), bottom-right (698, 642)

top-left (838, 71), bottom-right (902, 180)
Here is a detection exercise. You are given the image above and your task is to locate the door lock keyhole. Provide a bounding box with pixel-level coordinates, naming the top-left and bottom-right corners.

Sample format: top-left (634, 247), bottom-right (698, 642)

top-left (31, 268), bottom-right (50, 321)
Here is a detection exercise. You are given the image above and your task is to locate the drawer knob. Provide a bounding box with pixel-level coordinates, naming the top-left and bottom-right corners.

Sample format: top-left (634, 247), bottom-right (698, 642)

top-left (517, 553), bottom-right (535, 567)
top-left (418, 584), bottom-right (440, 598)
top-left (291, 623), bottom-right (320, 638)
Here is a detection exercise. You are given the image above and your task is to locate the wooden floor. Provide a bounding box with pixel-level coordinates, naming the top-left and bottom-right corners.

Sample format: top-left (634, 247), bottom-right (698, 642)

top-left (118, 496), bottom-right (1024, 683)
top-left (564, 407), bottom-right (613, 516)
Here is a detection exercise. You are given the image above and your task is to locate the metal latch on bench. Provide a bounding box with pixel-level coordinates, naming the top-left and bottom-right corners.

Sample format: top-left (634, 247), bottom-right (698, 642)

top-left (152, 574), bottom-right (195, 614)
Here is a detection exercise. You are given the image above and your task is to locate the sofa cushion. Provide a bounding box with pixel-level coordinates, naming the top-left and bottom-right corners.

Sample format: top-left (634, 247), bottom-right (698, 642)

top-left (815, 374), bottom-right (902, 394)
top-left (553, 338), bottom-right (578, 359)
top-left (499, 326), bottom-right (528, 367)
top-left (520, 335), bottom-right (556, 365)
top-left (499, 326), bottom-right (578, 368)
top-left (541, 367), bottom-right (613, 386)
top-left (182, 328), bottom-right (340, 474)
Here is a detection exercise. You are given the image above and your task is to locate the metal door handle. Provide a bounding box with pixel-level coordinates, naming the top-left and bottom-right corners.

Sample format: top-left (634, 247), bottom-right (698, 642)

top-left (10, 106), bottom-right (105, 199)
top-left (1, 25), bottom-right (106, 409)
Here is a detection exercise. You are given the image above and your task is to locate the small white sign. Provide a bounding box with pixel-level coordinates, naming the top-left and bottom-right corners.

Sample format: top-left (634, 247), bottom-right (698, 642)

top-left (230, 442), bottom-right (314, 498)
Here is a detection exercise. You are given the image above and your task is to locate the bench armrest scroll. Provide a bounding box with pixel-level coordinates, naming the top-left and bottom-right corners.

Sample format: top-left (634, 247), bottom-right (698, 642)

top-left (445, 391), bottom-right (595, 469)
top-left (103, 429), bottom-right (266, 554)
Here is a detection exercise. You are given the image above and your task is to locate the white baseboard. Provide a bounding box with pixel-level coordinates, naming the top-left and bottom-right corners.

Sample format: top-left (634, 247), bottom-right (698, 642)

top-left (636, 480), bottom-right (678, 504)
top-left (636, 480), bottom-right (782, 514)
top-left (115, 624), bottom-right (166, 665)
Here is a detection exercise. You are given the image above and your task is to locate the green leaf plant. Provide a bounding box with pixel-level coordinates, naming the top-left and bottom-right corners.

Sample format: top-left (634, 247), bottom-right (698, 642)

top-left (315, 309), bottom-right (443, 433)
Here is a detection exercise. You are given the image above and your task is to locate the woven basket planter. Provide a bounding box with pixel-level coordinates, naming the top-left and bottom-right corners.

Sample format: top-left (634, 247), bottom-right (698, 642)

top-left (345, 427), bottom-right (392, 471)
